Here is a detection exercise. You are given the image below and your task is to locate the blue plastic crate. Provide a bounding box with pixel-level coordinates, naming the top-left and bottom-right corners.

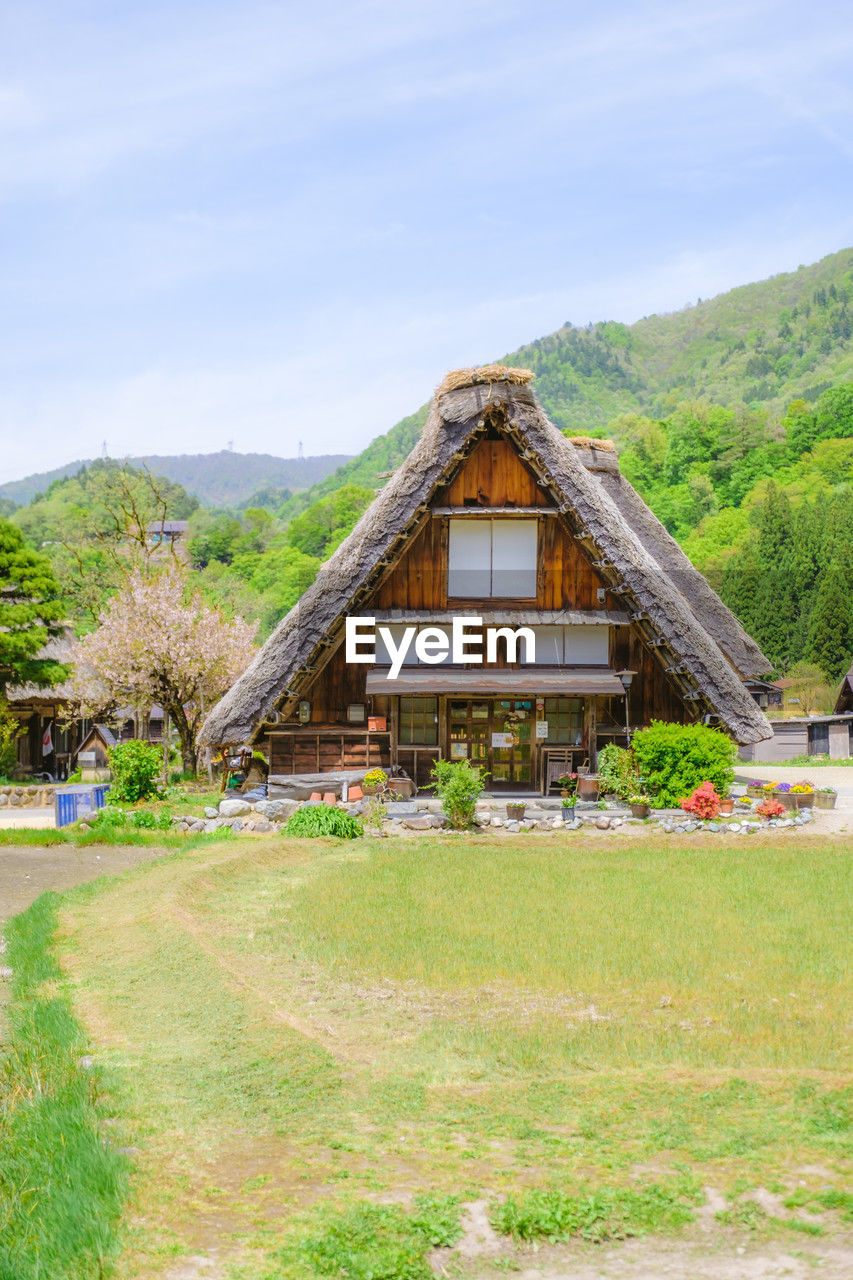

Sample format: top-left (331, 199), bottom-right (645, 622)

top-left (55, 783), bottom-right (111, 828)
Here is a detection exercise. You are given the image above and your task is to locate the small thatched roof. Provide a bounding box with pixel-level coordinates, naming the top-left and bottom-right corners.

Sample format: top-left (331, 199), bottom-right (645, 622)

top-left (200, 366), bottom-right (773, 747)
top-left (835, 663), bottom-right (853, 715)
top-left (6, 631), bottom-right (77, 705)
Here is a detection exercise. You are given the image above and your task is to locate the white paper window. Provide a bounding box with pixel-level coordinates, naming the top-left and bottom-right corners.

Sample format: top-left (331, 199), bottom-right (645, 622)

top-left (448, 519), bottom-right (537, 598)
top-left (532, 626), bottom-right (563, 664)
top-left (564, 624), bottom-right (609, 664)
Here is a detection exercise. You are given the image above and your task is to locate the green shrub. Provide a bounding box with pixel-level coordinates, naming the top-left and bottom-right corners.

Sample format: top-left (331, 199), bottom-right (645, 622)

top-left (107, 739), bottom-right (163, 802)
top-left (0, 698), bottom-right (19, 777)
top-left (282, 805), bottom-right (363, 839)
top-left (430, 759), bottom-right (489, 829)
top-left (596, 744), bottom-right (638, 799)
top-left (88, 805), bottom-right (172, 833)
top-left (630, 721), bottom-right (737, 808)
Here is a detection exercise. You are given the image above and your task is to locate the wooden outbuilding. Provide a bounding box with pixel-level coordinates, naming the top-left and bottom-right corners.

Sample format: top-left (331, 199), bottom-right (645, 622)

top-left (199, 366), bottom-right (773, 791)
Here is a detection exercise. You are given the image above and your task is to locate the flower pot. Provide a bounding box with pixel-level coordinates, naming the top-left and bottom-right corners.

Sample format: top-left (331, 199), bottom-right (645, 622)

top-left (560, 805), bottom-right (575, 822)
top-left (719, 798), bottom-right (734, 814)
top-left (792, 792), bottom-right (814, 810)
top-left (387, 777), bottom-right (414, 798)
top-left (506, 802), bottom-right (526, 821)
top-left (815, 791), bottom-right (837, 810)
top-left (363, 784), bottom-right (380, 796)
top-left (746, 784), bottom-right (764, 799)
top-left (577, 775), bottom-right (600, 802)
top-left (630, 803), bottom-right (650, 819)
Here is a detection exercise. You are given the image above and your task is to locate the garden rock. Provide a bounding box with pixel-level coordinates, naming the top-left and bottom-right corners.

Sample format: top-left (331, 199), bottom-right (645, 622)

top-left (219, 798), bottom-right (252, 818)
top-left (8, 794), bottom-right (20, 806)
top-left (188, 819), bottom-right (205, 833)
top-left (0, 795), bottom-right (7, 807)
top-left (255, 798), bottom-right (298, 821)
top-left (204, 806), bottom-right (218, 819)
top-left (253, 817), bottom-right (273, 833)
top-left (595, 816), bottom-right (611, 829)
top-left (403, 814), bottom-right (443, 830)
top-left (385, 801), bottom-right (418, 817)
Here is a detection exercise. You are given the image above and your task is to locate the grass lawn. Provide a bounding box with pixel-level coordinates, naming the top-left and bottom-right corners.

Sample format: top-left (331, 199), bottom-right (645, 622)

top-left (22, 832), bottom-right (853, 1276)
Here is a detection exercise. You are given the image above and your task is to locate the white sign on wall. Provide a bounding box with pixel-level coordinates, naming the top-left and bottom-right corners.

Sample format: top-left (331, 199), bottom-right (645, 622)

top-left (535, 720), bottom-right (548, 739)
top-left (491, 731), bottom-right (514, 748)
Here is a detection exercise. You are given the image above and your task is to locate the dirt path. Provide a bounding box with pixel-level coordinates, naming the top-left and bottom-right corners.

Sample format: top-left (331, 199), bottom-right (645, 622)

top-left (0, 844), bottom-right (166, 924)
top-left (462, 1233), bottom-right (853, 1279)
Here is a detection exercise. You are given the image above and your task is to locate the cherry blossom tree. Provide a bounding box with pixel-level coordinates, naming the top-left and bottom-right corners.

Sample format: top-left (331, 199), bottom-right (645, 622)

top-left (69, 568), bottom-right (256, 773)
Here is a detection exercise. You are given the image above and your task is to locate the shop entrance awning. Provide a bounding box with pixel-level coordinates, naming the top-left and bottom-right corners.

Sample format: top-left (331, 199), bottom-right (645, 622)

top-left (364, 667), bottom-right (625, 696)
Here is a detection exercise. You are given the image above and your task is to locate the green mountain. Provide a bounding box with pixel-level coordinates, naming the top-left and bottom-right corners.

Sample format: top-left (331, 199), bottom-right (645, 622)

top-left (290, 247), bottom-right (853, 510)
top-left (0, 450), bottom-right (353, 509)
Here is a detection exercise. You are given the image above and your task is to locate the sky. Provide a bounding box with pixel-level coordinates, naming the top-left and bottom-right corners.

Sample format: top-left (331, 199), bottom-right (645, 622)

top-left (2, 0), bottom-right (853, 482)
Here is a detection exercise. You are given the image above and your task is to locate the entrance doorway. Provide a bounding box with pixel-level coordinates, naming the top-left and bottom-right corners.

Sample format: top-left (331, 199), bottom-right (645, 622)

top-left (448, 698), bottom-right (534, 789)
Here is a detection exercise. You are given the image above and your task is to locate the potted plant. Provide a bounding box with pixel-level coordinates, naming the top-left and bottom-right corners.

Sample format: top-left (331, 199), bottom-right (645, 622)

top-left (629, 793), bottom-right (651, 819)
top-left (719, 793), bottom-right (735, 814)
top-left (506, 800), bottom-right (526, 821)
top-left (746, 781), bottom-right (764, 799)
top-left (815, 787), bottom-right (837, 810)
top-left (556, 772), bottom-right (578, 822)
top-left (363, 767), bottom-right (388, 796)
top-left (790, 781), bottom-right (815, 809)
top-left (756, 797), bottom-right (786, 820)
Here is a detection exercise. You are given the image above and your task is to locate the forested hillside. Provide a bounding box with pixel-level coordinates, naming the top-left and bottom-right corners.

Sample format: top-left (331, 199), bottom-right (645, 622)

top-left (0, 449), bottom-right (352, 508)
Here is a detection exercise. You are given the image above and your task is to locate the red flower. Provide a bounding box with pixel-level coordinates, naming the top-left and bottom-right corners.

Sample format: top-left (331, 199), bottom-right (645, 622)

top-left (680, 781), bottom-right (721, 821)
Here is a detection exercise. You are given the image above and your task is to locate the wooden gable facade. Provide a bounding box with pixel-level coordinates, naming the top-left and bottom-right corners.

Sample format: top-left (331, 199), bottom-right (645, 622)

top-left (265, 428), bottom-right (686, 791)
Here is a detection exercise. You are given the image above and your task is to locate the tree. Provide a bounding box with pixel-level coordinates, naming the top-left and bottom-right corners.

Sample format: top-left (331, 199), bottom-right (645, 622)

top-left (806, 562), bottom-right (853, 682)
top-left (0, 518), bottom-right (66, 692)
top-left (70, 568), bottom-right (257, 772)
top-left (14, 461), bottom-right (198, 626)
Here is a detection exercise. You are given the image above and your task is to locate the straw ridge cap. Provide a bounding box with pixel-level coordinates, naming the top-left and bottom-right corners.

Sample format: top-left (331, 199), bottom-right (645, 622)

top-left (436, 364), bottom-right (534, 396)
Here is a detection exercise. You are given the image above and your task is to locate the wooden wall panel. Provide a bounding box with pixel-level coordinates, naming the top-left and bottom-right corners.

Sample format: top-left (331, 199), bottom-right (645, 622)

top-left (443, 438), bottom-right (550, 507)
top-left (374, 520), bottom-right (447, 610)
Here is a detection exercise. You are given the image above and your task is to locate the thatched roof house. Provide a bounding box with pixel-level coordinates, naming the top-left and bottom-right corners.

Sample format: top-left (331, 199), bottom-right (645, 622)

top-left (200, 367), bottom-right (772, 790)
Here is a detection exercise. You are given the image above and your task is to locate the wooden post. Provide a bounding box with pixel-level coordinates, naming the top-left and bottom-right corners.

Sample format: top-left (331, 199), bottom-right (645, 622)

top-left (437, 695), bottom-right (448, 760)
top-left (162, 710), bottom-right (169, 789)
top-left (390, 697), bottom-right (399, 769)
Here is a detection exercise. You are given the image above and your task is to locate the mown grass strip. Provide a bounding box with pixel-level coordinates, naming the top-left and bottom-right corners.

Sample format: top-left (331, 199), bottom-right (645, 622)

top-left (0, 893), bottom-right (129, 1280)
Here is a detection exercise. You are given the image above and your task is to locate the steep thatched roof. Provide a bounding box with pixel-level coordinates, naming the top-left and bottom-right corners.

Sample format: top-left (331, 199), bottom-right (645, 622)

top-left (569, 442), bottom-right (770, 679)
top-left (200, 367), bottom-right (773, 747)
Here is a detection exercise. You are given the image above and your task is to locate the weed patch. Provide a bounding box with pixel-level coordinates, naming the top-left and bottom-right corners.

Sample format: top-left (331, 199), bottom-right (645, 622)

top-left (490, 1177), bottom-right (701, 1243)
top-left (290, 1196), bottom-right (461, 1279)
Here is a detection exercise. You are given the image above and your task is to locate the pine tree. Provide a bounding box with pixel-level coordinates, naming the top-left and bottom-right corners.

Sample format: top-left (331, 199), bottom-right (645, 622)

top-left (753, 484), bottom-right (796, 668)
top-left (806, 561), bottom-right (853, 682)
top-left (0, 518), bottom-right (67, 691)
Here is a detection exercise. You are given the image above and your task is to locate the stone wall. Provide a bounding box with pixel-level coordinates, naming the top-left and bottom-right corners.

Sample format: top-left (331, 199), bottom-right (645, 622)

top-left (0, 785), bottom-right (57, 809)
